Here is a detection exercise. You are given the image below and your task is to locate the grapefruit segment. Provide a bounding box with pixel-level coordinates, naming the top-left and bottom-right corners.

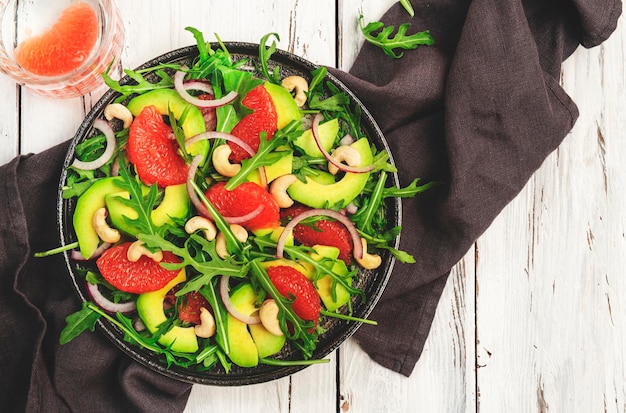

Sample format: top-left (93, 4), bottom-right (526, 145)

top-left (228, 84), bottom-right (278, 163)
top-left (127, 105), bottom-right (189, 188)
top-left (14, 2), bottom-right (99, 76)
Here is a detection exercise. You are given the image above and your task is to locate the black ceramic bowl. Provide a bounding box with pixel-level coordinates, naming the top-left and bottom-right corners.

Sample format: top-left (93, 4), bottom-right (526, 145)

top-left (57, 43), bottom-right (400, 386)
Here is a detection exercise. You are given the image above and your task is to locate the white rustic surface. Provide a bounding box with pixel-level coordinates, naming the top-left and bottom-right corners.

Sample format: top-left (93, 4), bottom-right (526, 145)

top-left (1, 1), bottom-right (624, 412)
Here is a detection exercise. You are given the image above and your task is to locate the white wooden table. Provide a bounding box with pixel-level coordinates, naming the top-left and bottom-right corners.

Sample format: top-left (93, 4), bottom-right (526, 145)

top-left (1, 1), bottom-right (625, 412)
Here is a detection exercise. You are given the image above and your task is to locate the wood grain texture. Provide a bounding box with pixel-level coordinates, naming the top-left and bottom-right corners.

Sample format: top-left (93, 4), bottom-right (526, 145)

top-left (0, 76), bottom-right (18, 165)
top-left (2, 1), bottom-right (624, 412)
top-left (474, 14), bottom-right (626, 413)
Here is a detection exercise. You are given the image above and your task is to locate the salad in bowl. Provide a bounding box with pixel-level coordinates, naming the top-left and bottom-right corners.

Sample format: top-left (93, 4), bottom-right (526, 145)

top-left (55, 28), bottom-right (432, 385)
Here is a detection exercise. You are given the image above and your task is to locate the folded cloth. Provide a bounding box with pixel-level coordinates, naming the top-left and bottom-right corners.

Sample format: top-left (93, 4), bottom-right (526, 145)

top-left (0, 0), bottom-right (621, 411)
top-left (330, 0), bottom-right (621, 376)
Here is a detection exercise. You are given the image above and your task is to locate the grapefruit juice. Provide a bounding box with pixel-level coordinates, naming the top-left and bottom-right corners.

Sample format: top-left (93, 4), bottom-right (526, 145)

top-left (0, 0), bottom-right (124, 98)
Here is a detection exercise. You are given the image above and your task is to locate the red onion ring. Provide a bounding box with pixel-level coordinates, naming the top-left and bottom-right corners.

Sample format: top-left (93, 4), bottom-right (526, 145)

top-left (219, 276), bottom-right (261, 325)
top-left (223, 204), bottom-right (265, 225)
top-left (185, 131), bottom-right (255, 156)
top-left (339, 133), bottom-right (355, 146)
top-left (183, 80), bottom-right (213, 95)
top-left (70, 242), bottom-right (111, 261)
top-left (86, 281), bottom-right (136, 314)
top-left (187, 155), bottom-right (211, 217)
top-left (344, 202), bottom-right (358, 215)
top-left (276, 208), bottom-right (364, 260)
top-left (71, 118), bottom-right (116, 170)
top-left (174, 69), bottom-right (238, 108)
top-left (184, 131), bottom-right (268, 188)
top-left (311, 113), bottom-right (374, 174)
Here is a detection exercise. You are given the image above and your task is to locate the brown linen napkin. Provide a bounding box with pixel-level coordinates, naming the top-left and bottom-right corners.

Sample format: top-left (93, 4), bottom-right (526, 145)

top-left (330, 0), bottom-right (621, 376)
top-left (0, 0), bottom-right (621, 410)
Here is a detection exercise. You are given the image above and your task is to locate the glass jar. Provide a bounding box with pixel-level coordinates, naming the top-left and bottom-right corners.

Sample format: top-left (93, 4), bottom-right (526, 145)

top-left (0, 0), bottom-right (124, 98)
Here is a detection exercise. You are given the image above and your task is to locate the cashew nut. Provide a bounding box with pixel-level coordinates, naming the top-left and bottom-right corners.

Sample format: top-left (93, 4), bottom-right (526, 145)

top-left (104, 103), bottom-right (133, 129)
top-left (215, 224), bottom-right (248, 259)
top-left (127, 240), bottom-right (163, 263)
top-left (355, 238), bottom-right (382, 270)
top-left (194, 307), bottom-right (216, 338)
top-left (328, 145), bottom-right (362, 175)
top-left (269, 174), bottom-right (298, 208)
top-left (259, 299), bottom-right (283, 336)
top-left (184, 216), bottom-right (217, 241)
top-left (92, 207), bottom-right (121, 243)
top-left (281, 75), bottom-right (309, 107)
top-left (212, 145), bottom-right (241, 177)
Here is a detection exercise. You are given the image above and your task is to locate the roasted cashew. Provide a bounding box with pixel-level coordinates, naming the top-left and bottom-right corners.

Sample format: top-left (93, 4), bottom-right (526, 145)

top-left (212, 145), bottom-right (241, 177)
top-left (259, 299), bottom-right (283, 336)
top-left (127, 240), bottom-right (163, 262)
top-left (92, 207), bottom-right (121, 243)
top-left (104, 103), bottom-right (133, 129)
top-left (215, 224), bottom-right (248, 259)
top-left (269, 174), bottom-right (298, 208)
top-left (328, 145), bottom-right (362, 175)
top-left (184, 216), bottom-right (217, 241)
top-left (355, 238), bottom-right (382, 270)
top-left (281, 75), bottom-right (309, 107)
top-left (194, 307), bottom-right (216, 338)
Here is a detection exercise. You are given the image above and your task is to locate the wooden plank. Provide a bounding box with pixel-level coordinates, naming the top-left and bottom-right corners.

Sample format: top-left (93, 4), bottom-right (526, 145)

top-left (337, 1), bottom-right (475, 412)
top-left (0, 77), bottom-right (18, 165)
top-left (474, 17), bottom-right (626, 413)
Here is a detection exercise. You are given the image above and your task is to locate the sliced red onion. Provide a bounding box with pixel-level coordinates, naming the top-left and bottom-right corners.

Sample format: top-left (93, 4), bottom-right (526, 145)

top-left (223, 204), bottom-right (264, 225)
top-left (344, 202), bottom-right (358, 215)
top-left (339, 133), bottom-right (355, 146)
top-left (187, 155), bottom-right (211, 217)
top-left (174, 69), bottom-right (238, 108)
top-left (276, 208), bottom-right (364, 260)
top-left (71, 118), bottom-right (116, 170)
top-left (70, 242), bottom-right (112, 261)
top-left (184, 131), bottom-right (268, 188)
top-left (185, 131), bottom-right (255, 157)
top-left (86, 281), bottom-right (136, 314)
top-left (219, 276), bottom-right (261, 325)
top-left (311, 113), bottom-right (374, 174)
top-left (183, 80), bottom-right (214, 95)
top-left (133, 317), bottom-right (146, 332)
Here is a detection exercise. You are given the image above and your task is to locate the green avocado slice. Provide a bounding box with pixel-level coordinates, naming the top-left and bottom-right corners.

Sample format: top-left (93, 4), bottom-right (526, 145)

top-left (287, 137), bottom-right (373, 208)
top-left (73, 177), bottom-right (123, 259)
top-left (136, 269), bottom-right (199, 353)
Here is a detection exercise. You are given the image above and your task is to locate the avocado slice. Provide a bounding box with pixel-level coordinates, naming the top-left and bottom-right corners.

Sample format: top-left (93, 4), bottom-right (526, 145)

top-left (126, 89), bottom-right (208, 157)
top-left (309, 245), bottom-right (352, 312)
top-left (105, 183), bottom-right (190, 237)
top-left (136, 268), bottom-right (199, 353)
top-left (263, 82), bottom-right (301, 129)
top-left (246, 150), bottom-right (293, 185)
top-left (249, 323), bottom-right (286, 359)
top-left (73, 176), bottom-right (123, 259)
top-left (287, 137), bottom-right (373, 208)
top-left (225, 283), bottom-right (259, 367)
top-left (293, 118), bottom-right (338, 158)
top-left (226, 282), bottom-right (287, 366)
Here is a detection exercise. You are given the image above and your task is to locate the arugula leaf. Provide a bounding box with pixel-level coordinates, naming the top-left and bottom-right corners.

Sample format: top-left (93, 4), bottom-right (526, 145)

top-left (400, 0), bottom-right (415, 17)
top-left (258, 32), bottom-right (281, 84)
top-left (59, 302), bottom-right (101, 344)
top-left (185, 26), bottom-right (211, 61)
top-left (225, 119), bottom-right (302, 190)
top-left (103, 67), bottom-right (174, 99)
top-left (114, 159), bottom-right (162, 237)
top-left (359, 15), bottom-right (434, 59)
